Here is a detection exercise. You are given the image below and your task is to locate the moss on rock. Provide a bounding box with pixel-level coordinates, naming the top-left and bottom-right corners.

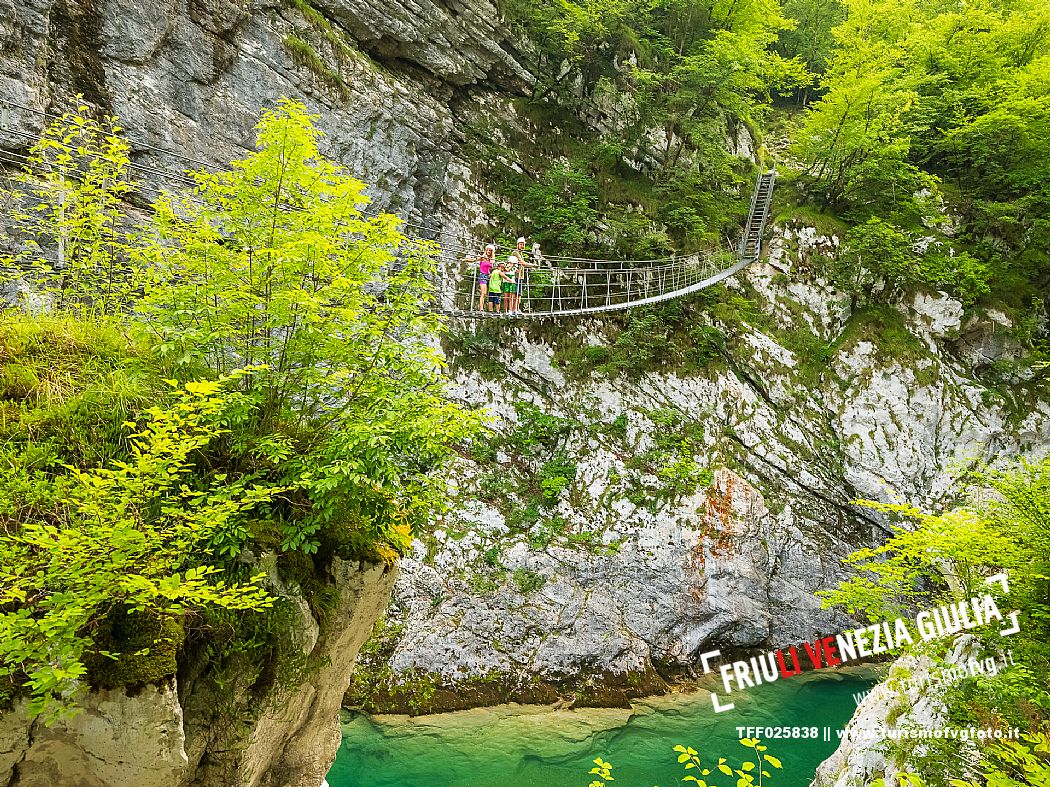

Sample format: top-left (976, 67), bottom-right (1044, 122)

top-left (87, 610), bottom-right (186, 690)
top-left (345, 664), bottom-right (669, 716)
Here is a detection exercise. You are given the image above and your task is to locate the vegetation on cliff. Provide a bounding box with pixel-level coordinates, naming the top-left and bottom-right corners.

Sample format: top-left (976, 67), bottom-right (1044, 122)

top-left (793, 0), bottom-right (1050, 311)
top-left (488, 0), bottom-right (804, 256)
top-left (0, 100), bottom-right (475, 720)
top-left (347, 0), bottom-right (1048, 731)
top-left (822, 459), bottom-right (1050, 785)
top-left (473, 0), bottom-right (1050, 378)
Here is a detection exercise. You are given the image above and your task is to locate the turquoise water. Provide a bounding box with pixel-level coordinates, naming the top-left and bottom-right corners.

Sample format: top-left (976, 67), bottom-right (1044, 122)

top-left (327, 670), bottom-right (876, 787)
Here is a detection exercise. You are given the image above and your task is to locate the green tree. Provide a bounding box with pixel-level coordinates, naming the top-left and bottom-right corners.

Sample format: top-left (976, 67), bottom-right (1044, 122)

top-left (839, 217), bottom-right (990, 304)
top-left (631, 0), bottom-right (809, 173)
top-left (793, 49), bottom-right (920, 210)
top-left (821, 461), bottom-right (1050, 785)
top-left (951, 731), bottom-right (1050, 787)
top-left (497, 0), bottom-right (810, 255)
top-left (872, 731), bottom-right (1050, 787)
top-left (523, 162), bottom-right (601, 251)
top-left (793, 0), bottom-right (1050, 305)
top-left (502, 0), bottom-right (634, 97)
top-left (777, 0), bottom-right (844, 86)
top-left (819, 501), bottom-right (1022, 620)
top-left (0, 100), bottom-right (479, 720)
top-left (137, 99), bottom-right (479, 556)
top-left (822, 459), bottom-right (1050, 733)
top-left (0, 104), bottom-right (138, 316)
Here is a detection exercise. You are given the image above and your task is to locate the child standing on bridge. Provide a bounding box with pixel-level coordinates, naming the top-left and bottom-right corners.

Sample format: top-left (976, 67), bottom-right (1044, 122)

top-left (487, 262), bottom-right (507, 312)
top-left (502, 257), bottom-right (519, 313)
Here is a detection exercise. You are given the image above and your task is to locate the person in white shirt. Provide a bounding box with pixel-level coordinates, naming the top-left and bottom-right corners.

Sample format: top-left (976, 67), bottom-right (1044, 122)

top-left (511, 237), bottom-right (537, 314)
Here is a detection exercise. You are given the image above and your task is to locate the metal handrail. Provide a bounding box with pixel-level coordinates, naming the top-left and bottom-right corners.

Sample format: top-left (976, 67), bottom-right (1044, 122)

top-left (432, 170), bottom-right (776, 320)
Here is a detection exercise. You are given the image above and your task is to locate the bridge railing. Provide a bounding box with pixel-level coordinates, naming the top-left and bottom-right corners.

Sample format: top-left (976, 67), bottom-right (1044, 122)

top-left (425, 167), bottom-right (775, 319)
top-left (429, 248), bottom-right (739, 317)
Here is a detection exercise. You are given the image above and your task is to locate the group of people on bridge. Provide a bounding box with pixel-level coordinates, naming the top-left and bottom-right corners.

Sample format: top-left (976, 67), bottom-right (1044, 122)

top-left (463, 237), bottom-right (539, 314)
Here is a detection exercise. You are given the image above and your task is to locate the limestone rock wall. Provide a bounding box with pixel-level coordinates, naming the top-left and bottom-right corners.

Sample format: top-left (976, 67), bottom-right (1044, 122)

top-left (812, 636), bottom-right (987, 786)
top-left (0, 0), bottom-right (530, 228)
top-left (351, 224), bottom-right (1050, 711)
top-left (0, 684), bottom-right (189, 787)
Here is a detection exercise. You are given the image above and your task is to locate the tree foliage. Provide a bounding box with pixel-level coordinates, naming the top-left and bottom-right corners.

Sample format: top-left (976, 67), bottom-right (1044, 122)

top-left (522, 162), bottom-right (600, 250)
top-left (493, 0), bottom-right (809, 255)
top-left (0, 107), bottom-right (138, 315)
top-left (822, 460), bottom-right (1050, 640)
top-left (137, 99), bottom-right (478, 555)
top-left (839, 217), bottom-right (990, 304)
top-left (822, 458), bottom-right (1050, 782)
top-left (585, 738), bottom-right (784, 786)
top-left (0, 100), bottom-right (478, 718)
top-left (776, 0), bottom-right (844, 84)
top-left (873, 730), bottom-right (1050, 787)
top-left (792, 0), bottom-right (1050, 304)
top-left (0, 376), bottom-right (274, 721)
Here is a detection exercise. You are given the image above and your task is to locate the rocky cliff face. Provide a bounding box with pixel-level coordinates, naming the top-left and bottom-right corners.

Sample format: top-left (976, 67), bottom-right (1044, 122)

top-left (0, 558), bottom-right (396, 787)
top-left (813, 635), bottom-right (990, 786)
top-left (0, 0), bottom-right (520, 781)
top-left (2, 0), bottom-right (1048, 778)
top-left (348, 225), bottom-right (1050, 712)
top-left (0, 0), bottom-right (529, 226)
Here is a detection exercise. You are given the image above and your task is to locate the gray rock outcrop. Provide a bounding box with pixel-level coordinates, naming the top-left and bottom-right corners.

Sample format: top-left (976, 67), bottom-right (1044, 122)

top-left (813, 636), bottom-right (992, 786)
top-left (0, 0), bottom-right (531, 229)
top-left (0, 559), bottom-right (397, 787)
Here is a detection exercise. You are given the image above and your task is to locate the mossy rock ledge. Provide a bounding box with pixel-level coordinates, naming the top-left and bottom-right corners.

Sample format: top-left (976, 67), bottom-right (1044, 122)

top-left (0, 558), bottom-right (398, 787)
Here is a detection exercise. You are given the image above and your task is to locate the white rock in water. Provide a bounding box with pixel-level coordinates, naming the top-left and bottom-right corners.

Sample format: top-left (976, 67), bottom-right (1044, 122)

top-left (813, 635), bottom-right (986, 787)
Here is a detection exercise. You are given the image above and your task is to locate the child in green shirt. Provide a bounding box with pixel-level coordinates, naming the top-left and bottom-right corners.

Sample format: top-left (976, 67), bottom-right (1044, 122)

top-left (487, 265), bottom-right (506, 311)
top-left (502, 257), bottom-right (519, 313)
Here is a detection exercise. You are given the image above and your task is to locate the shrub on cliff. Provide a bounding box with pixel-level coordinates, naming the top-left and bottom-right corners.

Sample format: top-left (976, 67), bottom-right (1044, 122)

top-left (0, 100), bottom-right (477, 719)
top-left (486, 0), bottom-right (808, 255)
top-left (821, 459), bottom-right (1050, 784)
top-left (135, 98), bottom-right (478, 558)
top-left (0, 367), bottom-right (275, 721)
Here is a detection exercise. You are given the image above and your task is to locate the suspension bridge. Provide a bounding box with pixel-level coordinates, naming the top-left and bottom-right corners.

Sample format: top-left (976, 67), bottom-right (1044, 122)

top-left (431, 169), bottom-right (776, 319)
top-left (0, 97), bottom-right (775, 320)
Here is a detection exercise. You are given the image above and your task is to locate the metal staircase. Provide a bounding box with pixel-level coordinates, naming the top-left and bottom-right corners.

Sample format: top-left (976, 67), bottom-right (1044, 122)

top-left (739, 170), bottom-right (776, 261)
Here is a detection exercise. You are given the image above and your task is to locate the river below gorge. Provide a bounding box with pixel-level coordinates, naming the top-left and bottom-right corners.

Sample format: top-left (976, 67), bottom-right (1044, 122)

top-left (327, 668), bottom-right (877, 787)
